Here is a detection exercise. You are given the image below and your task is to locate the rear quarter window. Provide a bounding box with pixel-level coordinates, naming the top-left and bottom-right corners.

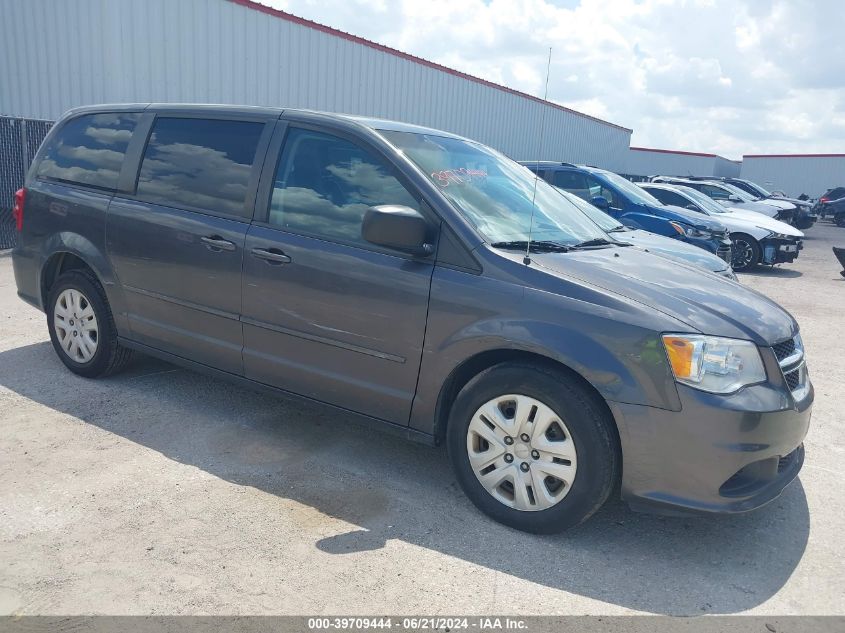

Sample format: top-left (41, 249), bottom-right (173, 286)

top-left (36, 113), bottom-right (139, 190)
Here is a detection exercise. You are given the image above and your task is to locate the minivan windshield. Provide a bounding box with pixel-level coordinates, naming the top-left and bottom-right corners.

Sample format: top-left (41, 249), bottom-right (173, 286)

top-left (379, 130), bottom-right (609, 246)
top-left (595, 170), bottom-right (664, 207)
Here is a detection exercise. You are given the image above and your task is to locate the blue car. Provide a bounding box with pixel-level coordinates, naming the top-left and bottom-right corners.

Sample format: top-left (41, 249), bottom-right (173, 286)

top-left (520, 162), bottom-right (732, 263)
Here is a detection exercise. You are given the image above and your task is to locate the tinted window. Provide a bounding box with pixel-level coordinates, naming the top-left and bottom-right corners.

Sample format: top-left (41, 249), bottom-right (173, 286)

top-left (269, 128), bottom-right (418, 245)
top-left (37, 113), bottom-right (138, 189)
top-left (700, 184), bottom-right (730, 200)
top-left (648, 188), bottom-right (690, 208)
top-left (136, 118), bottom-right (264, 217)
top-left (551, 170), bottom-right (590, 192)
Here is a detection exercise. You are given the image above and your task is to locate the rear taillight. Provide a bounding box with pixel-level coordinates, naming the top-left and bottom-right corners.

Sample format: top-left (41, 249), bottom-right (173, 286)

top-left (12, 188), bottom-right (26, 232)
top-left (820, 197), bottom-right (829, 203)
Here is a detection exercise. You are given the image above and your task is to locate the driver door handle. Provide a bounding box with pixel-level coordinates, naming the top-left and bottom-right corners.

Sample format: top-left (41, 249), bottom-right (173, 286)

top-left (200, 235), bottom-right (236, 252)
top-left (251, 247), bottom-right (292, 264)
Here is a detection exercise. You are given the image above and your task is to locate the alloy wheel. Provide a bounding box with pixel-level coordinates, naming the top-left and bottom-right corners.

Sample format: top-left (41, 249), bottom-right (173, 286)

top-left (731, 239), bottom-right (755, 270)
top-left (466, 394), bottom-right (577, 511)
top-left (53, 288), bottom-right (99, 363)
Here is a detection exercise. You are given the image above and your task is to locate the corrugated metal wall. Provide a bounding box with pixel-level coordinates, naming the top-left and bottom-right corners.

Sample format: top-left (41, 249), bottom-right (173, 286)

top-left (0, 0), bottom-right (632, 171)
top-left (624, 148), bottom-right (741, 179)
top-left (741, 156), bottom-right (845, 198)
top-left (625, 149), bottom-right (716, 178)
top-left (713, 156), bottom-right (741, 178)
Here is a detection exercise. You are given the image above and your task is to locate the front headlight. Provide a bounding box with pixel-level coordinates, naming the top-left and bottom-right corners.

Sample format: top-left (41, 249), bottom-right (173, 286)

top-left (669, 222), bottom-right (710, 238)
top-left (662, 334), bottom-right (766, 394)
top-left (759, 229), bottom-right (792, 240)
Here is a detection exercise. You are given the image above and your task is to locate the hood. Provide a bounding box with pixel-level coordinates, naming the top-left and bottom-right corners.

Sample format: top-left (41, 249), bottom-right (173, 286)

top-left (719, 210), bottom-right (803, 237)
top-left (532, 246), bottom-right (796, 345)
top-left (757, 197), bottom-right (796, 211)
top-left (623, 229), bottom-right (730, 272)
top-left (648, 203), bottom-right (728, 233)
top-left (723, 200), bottom-right (778, 217)
top-left (772, 196), bottom-right (812, 209)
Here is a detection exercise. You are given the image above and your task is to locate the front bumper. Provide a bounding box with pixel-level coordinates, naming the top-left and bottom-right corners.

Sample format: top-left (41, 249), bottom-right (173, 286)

top-left (760, 237), bottom-right (802, 265)
top-left (686, 235), bottom-right (732, 263)
top-left (609, 376), bottom-right (812, 516)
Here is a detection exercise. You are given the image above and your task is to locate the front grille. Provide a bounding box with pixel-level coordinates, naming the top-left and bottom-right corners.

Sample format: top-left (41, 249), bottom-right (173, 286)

top-left (772, 335), bottom-right (807, 397)
top-left (772, 338), bottom-right (796, 362)
top-left (784, 367), bottom-right (801, 390)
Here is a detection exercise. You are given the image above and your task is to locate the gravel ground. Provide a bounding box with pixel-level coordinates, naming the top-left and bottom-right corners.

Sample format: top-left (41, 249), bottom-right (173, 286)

top-left (0, 223), bottom-right (843, 616)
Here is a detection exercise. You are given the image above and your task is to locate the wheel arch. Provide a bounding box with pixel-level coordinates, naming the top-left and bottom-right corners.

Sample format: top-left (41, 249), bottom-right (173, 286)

top-left (432, 348), bottom-right (622, 457)
top-left (40, 251), bottom-right (98, 308)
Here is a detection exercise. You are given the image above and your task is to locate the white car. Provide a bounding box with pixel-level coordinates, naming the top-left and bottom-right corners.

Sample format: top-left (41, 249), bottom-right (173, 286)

top-left (640, 183), bottom-right (804, 272)
top-left (651, 177), bottom-right (794, 222)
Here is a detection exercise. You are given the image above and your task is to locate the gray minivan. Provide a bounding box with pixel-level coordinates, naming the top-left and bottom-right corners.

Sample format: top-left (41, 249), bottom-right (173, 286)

top-left (11, 104), bottom-right (812, 533)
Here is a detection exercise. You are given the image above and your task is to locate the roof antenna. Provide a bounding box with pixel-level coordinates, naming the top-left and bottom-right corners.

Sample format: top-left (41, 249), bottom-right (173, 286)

top-left (524, 47), bottom-right (553, 265)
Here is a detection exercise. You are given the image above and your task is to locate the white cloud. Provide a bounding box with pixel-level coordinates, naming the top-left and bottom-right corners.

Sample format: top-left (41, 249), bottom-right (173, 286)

top-left (265, 0), bottom-right (844, 158)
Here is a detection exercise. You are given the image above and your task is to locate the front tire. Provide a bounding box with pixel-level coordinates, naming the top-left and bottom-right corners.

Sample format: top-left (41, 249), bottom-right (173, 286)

top-left (47, 270), bottom-right (132, 378)
top-left (730, 233), bottom-right (761, 271)
top-left (446, 362), bottom-right (619, 533)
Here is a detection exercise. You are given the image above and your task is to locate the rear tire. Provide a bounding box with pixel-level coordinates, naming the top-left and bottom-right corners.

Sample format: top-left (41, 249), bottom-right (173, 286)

top-left (47, 270), bottom-right (133, 378)
top-left (446, 362), bottom-right (619, 533)
top-left (730, 233), bottom-right (761, 271)
top-left (836, 213), bottom-right (845, 228)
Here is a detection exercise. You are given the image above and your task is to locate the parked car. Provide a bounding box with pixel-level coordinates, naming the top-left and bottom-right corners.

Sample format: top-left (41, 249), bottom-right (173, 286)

top-left (713, 178), bottom-right (816, 230)
top-left (815, 187), bottom-right (845, 225)
top-left (521, 162), bottom-right (732, 263)
top-left (820, 196), bottom-right (845, 227)
top-left (640, 183), bottom-right (804, 271)
top-left (652, 177), bottom-right (795, 224)
top-left (688, 176), bottom-right (818, 229)
top-left (12, 105), bottom-right (812, 533)
top-left (558, 189), bottom-right (736, 279)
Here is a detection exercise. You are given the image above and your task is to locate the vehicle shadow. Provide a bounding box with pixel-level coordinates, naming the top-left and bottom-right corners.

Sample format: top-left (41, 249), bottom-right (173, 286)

top-left (0, 342), bottom-right (811, 616)
top-left (739, 267), bottom-right (803, 279)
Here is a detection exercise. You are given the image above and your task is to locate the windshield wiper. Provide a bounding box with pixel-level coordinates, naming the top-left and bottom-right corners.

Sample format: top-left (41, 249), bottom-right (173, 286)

top-left (606, 226), bottom-right (629, 233)
top-left (490, 240), bottom-right (572, 252)
top-left (571, 237), bottom-right (629, 249)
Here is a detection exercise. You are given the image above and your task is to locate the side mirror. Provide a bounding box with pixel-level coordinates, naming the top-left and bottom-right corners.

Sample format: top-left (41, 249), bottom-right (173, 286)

top-left (728, 195), bottom-right (742, 202)
top-left (590, 195), bottom-right (610, 211)
top-left (362, 205), bottom-right (433, 256)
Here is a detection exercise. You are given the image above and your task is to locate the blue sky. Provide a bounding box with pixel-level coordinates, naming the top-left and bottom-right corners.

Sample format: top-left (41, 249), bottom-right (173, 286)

top-left (263, 0), bottom-right (845, 158)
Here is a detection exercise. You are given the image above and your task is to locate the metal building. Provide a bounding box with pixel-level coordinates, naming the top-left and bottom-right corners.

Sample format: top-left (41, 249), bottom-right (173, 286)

top-left (624, 147), bottom-right (741, 180)
top-left (0, 0), bottom-right (632, 171)
top-left (741, 154), bottom-right (845, 198)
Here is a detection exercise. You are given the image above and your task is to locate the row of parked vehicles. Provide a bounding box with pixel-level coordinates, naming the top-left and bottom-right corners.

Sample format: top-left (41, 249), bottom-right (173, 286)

top-left (11, 104), bottom-right (812, 532)
top-left (519, 162), bottom-right (807, 272)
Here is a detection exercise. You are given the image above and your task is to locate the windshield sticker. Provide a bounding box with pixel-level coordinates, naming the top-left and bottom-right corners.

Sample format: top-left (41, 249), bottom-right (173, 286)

top-left (431, 168), bottom-right (487, 187)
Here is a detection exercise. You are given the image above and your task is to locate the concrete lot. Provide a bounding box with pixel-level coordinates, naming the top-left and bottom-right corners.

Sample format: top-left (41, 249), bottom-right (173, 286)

top-left (1, 225), bottom-right (844, 616)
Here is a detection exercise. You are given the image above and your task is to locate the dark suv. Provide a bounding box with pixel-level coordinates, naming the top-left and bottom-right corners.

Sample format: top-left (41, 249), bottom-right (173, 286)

top-left (12, 104), bottom-right (812, 533)
top-left (521, 162), bottom-right (732, 264)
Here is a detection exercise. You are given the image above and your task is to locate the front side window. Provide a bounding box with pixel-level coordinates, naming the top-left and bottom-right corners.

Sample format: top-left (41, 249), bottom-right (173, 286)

top-left (380, 130), bottom-right (608, 245)
top-left (37, 113), bottom-right (138, 190)
top-left (701, 184), bottom-right (730, 200)
top-left (268, 128), bottom-right (418, 245)
top-left (136, 118), bottom-right (264, 217)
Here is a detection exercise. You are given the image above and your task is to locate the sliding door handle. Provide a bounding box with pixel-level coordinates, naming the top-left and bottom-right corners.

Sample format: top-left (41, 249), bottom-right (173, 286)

top-left (251, 247), bottom-right (291, 264)
top-left (200, 235), bottom-right (236, 252)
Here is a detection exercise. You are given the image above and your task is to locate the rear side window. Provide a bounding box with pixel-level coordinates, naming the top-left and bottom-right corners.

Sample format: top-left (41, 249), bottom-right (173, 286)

top-left (37, 113), bottom-right (138, 190)
top-left (268, 128), bottom-right (418, 245)
top-left (136, 117), bottom-right (264, 217)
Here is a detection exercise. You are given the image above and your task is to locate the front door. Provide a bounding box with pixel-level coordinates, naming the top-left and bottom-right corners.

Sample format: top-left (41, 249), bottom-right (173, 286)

top-left (241, 124), bottom-right (435, 424)
top-left (107, 115), bottom-right (270, 374)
